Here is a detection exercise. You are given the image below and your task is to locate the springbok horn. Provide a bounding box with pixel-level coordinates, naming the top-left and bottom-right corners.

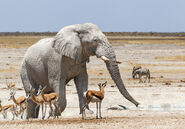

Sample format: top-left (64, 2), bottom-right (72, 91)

top-left (101, 56), bottom-right (110, 62)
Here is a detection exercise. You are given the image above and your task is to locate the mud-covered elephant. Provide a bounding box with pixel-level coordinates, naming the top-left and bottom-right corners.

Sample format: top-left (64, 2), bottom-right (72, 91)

top-left (20, 23), bottom-right (139, 118)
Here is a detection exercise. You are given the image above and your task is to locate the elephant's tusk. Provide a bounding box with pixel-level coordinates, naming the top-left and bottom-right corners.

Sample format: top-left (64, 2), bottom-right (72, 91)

top-left (116, 60), bottom-right (122, 64)
top-left (101, 56), bottom-right (121, 64)
top-left (101, 56), bottom-right (110, 62)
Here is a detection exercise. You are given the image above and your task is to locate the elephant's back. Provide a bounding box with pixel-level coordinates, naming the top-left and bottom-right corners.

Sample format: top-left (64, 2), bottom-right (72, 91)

top-left (24, 37), bottom-right (54, 60)
top-left (22, 37), bottom-right (54, 73)
top-left (21, 38), bottom-right (54, 86)
top-left (27, 37), bottom-right (53, 54)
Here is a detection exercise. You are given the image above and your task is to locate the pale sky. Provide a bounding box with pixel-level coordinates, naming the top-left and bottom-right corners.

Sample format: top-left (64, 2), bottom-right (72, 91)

top-left (0, 0), bottom-right (185, 32)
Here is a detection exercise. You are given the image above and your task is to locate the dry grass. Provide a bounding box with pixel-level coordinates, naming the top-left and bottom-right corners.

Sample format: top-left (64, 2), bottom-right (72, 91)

top-left (0, 67), bottom-right (19, 73)
top-left (0, 36), bottom-right (47, 48)
top-left (107, 36), bottom-right (185, 45)
top-left (1, 35), bottom-right (185, 49)
top-left (155, 56), bottom-right (185, 61)
top-left (127, 61), bottom-right (185, 67)
top-left (153, 69), bottom-right (185, 73)
top-left (109, 39), bottom-right (185, 45)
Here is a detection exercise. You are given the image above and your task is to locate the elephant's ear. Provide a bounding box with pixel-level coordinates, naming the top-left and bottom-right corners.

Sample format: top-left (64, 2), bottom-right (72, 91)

top-left (52, 31), bottom-right (82, 63)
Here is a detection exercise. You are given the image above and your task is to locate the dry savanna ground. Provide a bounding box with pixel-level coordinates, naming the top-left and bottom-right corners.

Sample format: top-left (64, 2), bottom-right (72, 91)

top-left (0, 35), bottom-right (185, 128)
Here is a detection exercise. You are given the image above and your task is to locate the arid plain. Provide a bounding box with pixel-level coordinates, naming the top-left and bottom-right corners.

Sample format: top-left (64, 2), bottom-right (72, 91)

top-left (0, 35), bottom-right (185, 128)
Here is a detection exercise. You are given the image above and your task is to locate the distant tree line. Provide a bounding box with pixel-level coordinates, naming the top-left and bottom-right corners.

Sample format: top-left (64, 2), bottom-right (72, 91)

top-left (104, 32), bottom-right (185, 37)
top-left (0, 32), bottom-right (185, 37)
top-left (0, 32), bottom-right (57, 36)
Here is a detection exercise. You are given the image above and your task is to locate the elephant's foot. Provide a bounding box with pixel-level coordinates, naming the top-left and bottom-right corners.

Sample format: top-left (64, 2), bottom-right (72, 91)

top-left (27, 100), bottom-right (39, 119)
top-left (27, 111), bottom-right (38, 119)
top-left (58, 100), bottom-right (67, 114)
top-left (54, 108), bottom-right (61, 117)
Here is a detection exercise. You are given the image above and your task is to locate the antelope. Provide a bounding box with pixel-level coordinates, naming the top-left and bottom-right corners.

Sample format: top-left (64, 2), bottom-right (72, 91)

top-left (132, 68), bottom-right (150, 83)
top-left (6, 82), bottom-right (15, 90)
top-left (9, 89), bottom-right (27, 119)
top-left (38, 86), bottom-right (60, 119)
top-left (82, 81), bottom-right (107, 120)
top-left (0, 100), bottom-right (16, 120)
top-left (27, 88), bottom-right (46, 119)
top-left (132, 66), bottom-right (142, 79)
top-left (15, 103), bottom-right (27, 118)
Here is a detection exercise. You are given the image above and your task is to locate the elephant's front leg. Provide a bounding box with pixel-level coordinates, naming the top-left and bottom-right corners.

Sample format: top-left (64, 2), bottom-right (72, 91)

top-left (52, 79), bottom-right (67, 114)
top-left (48, 54), bottom-right (66, 115)
top-left (74, 68), bottom-right (92, 114)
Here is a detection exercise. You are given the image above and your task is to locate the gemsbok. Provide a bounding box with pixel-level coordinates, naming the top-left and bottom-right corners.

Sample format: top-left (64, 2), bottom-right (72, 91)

top-left (82, 81), bottom-right (107, 120)
top-left (132, 68), bottom-right (150, 83)
top-left (38, 86), bottom-right (60, 119)
top-left (132, 66), bottom-right (142, 79)
top-left (0, 99), bottom-right (16, 120)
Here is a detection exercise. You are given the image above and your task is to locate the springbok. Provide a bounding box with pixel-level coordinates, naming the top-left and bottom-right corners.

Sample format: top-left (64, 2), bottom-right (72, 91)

top-left (0, 100), bottom-right (16, 120)
top-left (27, 88), bottom-right (46, 119)
top-left (15, 104), bottom-right (27, 118)
top-left (6, 82), bottom-right (15, 90)
top-left (38, 86), bottom-right (60, 119)
top-left (82, 81), bottom-right (107, 120)
top-left (9, 89), bottom-right (27, 119)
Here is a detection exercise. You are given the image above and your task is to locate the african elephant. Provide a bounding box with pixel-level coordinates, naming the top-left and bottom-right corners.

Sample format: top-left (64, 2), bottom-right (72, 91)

top-left (20, 23), bottom-right (139, 118)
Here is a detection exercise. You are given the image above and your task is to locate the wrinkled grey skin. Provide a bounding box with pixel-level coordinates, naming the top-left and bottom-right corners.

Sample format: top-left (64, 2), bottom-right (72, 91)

top-left (20, 23), bottom-right (139, 118)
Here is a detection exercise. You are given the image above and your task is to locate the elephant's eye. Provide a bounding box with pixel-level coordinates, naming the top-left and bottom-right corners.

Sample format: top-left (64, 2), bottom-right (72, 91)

top-left (93, 38), bottom-right (99, 42)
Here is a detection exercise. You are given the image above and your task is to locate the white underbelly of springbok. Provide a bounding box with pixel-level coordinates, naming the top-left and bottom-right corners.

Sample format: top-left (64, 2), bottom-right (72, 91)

top-left (91, 96), bottom-right (101, 103)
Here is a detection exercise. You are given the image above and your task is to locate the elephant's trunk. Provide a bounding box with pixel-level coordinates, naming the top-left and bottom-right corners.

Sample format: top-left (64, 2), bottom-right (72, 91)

top-left (105, 53), bottom-right (139, 106)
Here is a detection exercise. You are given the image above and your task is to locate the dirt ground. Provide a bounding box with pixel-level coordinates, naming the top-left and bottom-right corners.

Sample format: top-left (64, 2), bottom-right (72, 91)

top-left (0, 37), bottom-right (185, 128)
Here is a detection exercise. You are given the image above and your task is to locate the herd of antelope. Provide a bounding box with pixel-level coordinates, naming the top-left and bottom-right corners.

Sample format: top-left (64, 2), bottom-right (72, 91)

top-left (0, 66), bottom-right (148, 120)
top-left (0, 81), bottom-right (107, 120)
top-left (0, 83), bottom-right (61, 120)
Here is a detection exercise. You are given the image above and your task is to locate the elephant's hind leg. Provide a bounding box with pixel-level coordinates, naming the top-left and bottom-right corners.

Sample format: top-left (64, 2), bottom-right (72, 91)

top-left (27, 99), bottom-right (39, 118)
top-left (53, 102), bottom-right (60, 118)
top-left (21, 61), bottom-right (40, 119)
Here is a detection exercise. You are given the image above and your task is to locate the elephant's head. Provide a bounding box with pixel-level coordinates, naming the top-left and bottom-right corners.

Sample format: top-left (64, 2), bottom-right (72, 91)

top-left (53, 23), bottom-right (139, 106)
